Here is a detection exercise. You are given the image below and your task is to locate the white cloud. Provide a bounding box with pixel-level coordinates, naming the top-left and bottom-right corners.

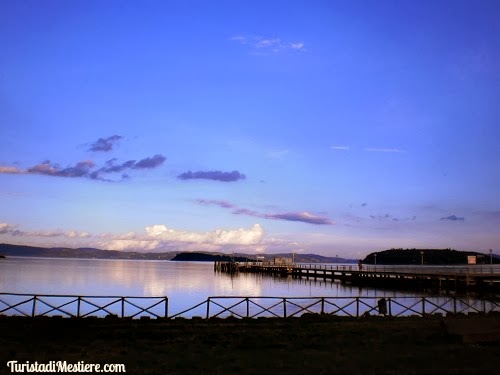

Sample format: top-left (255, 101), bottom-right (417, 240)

top-left (289, 42), bottom-right (304, 50)
top-left (145, 223), bottom-right (264, 246)
top-left (230, 35), bottom-right (247, 43)
top-left (331, 146), bottom-right (350, 151)
top-left (365, 148), bottom-right (403, 153)
top-left (256, 38), bottom-right (281, 49)
top-left (231, 35), bottom-right (305, 54)
top-left (0, 222), bottom-right (91, 239)
top-left (0, 222), bottom-right (18, 234)
top-left (0, 166), bottom-right (24, 174)
top-left (103, 239), bottom-right (161, 252)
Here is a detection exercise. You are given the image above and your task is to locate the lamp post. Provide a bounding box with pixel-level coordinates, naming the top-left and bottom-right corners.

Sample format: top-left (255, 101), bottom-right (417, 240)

top-left (420, 251), bottom-right (424, 266)
top-left (490, 249), bottom-right (493, 265)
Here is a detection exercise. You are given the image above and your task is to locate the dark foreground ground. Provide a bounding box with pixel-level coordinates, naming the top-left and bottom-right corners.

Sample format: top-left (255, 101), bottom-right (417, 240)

top-left (1, 314), bottom-right (499, 375)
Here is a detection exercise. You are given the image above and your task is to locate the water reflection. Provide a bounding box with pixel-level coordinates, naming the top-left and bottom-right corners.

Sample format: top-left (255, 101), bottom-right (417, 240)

top-left (0, 257), bottom-right (474, 315)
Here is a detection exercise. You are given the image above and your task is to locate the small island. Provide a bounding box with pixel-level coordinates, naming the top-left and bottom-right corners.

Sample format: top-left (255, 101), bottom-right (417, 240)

top-left (363, 248), bottom-right (498, 265)
top-left (172, 252), bottom-right (253, 262)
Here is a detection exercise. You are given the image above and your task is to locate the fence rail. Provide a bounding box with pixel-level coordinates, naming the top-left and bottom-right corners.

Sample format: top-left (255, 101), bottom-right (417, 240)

top-left (0, 293), bottom-right (168, 319)
top-left (2, 293), bottom-right (498, 319)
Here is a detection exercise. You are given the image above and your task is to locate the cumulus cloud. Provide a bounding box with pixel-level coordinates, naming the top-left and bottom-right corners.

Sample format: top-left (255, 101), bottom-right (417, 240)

top-left (196, 199), bottom-right (235, 209)
top-left (440, 215), bottom-right (465, 222)
top-left (133, 154), bottom-right (167, 169)
top-left (0, 166), bottom-right (23, 174)
top-left (0, 154), bottom-right (166, 182)
top-left (103, 239), bottom-right (161, 252)
top-left (90, 159), bottom-right (135, 178)
top-left (145, 223), bottom-right (264, 246)
top-left (197, 200), bottom-right (335, 226)
top-left (0, 223), bottom-right (22, 236)
top-left (265, 212), bottom-right (334, 225)
top-left (89, 155), bottom-right (166, 180)
top-left (178, 170), bottom-right (246, 182)
top-left (28, 230), bottom-right (91, 238)
top-left (0, 160), bottom-right (96, 178)
top-left (231, 35), bottom-right (305, 54)
top-left (88, 135), bottom-right (122, 152)
top-left (29, 160), bottom-right (96, 178)
top-left (1, 136), bottom-right (166, 182)
top-left (0, 222), bottom-right (91, 239)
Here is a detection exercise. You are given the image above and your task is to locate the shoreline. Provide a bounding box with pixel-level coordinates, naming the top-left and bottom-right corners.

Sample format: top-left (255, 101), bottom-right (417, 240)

top-left (1, 314), bottom-right (499, 374)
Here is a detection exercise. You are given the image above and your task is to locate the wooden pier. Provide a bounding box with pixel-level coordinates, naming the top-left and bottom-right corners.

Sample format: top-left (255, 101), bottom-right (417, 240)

top-left (215, 262), bottom-right (500, 294)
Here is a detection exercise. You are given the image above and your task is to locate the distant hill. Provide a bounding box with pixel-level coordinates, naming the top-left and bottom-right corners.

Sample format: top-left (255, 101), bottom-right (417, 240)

top-left (172, 252), bottom-right (252, 262)
top-left (0, 243), bottom-right (356, 263)
top-left (172, 252), bottom-right (355, 264)
top-left (0, 243), bottom-right (178, 260)
top-left (362, 248), bottom-right (499, 265)
top-left (262, 253), bottom-right (356, 264)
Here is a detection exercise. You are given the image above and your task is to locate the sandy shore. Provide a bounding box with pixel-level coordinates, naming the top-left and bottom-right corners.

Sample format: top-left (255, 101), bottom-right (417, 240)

top-left (1, 314), bottom-right (499, 374)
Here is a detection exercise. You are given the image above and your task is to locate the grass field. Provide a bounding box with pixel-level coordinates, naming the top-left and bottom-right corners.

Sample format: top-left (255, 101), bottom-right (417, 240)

top-left (1, 314), bottom-right (499, 374)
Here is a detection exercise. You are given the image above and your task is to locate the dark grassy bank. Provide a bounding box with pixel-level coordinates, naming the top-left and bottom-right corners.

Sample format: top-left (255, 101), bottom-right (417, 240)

top-left (1, 315), bottom-right (499, 375)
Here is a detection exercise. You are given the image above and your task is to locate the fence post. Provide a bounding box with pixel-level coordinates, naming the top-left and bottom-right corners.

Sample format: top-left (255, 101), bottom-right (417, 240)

top-left (121, 297), bottom-right (125, 318)
top-left (77, 296), bottom-right (81, 318)
top-left (246, 298), bottom-right (249, 317)
top-left (206, 298), bottom-right (210, 319)
top-left (32, 296), bottom-right (37, 317)
top-left (283, 298), bottom-right (287, 318)
top-left (388, 298), bottom-right (392, 317)
top-left (321, 297), bottom-right (325, 314)
top-left (356, 297), bottom-right (359, 317)
top-left (165, 297), bottom-right (169, 318)
top-left (422, 297), bottom-right (426, 318)
top-left (453, 297), bottom-right (457, 314)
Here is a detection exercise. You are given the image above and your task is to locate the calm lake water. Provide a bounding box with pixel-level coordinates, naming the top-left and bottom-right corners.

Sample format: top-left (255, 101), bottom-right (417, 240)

top-left (1, 257), bottom-right (485, 318)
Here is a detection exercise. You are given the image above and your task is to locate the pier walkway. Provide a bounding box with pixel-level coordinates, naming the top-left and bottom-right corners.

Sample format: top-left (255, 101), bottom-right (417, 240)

top-left (215, 261), bottom-right (500, 293)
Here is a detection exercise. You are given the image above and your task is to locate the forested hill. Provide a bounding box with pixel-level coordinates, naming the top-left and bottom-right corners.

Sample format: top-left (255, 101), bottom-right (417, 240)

top-left (172, 252), bottom-right (356, 263)
top-left (171, 253), bottom-right (251, 262)
top-left (362, 248), bottom-right (499, 265)
top-left (0, 243), bottom-right (178, 260)
top-left (0, 244), bottom-right (355, 263)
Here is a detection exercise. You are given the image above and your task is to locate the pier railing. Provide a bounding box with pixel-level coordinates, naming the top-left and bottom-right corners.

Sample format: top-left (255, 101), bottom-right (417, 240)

top-left (292, 264), bottom-right (500, 275)
top-left (1, 293), bottom-right (499, 319)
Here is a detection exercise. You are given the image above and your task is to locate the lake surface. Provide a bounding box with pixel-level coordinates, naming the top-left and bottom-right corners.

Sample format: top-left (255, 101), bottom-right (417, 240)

top-left (2, 257), bottom-right (492, 318)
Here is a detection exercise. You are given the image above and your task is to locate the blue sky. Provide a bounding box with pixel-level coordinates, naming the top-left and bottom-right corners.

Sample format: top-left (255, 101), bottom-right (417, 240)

top-left (1, 0), bottom-right (499, 258)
